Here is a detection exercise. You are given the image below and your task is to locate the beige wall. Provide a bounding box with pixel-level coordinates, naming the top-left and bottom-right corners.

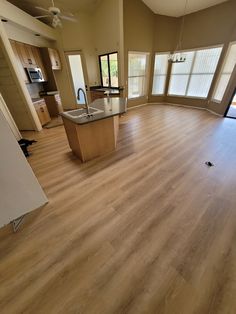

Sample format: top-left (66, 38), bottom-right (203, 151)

top-left (4, 22), bottom-right (54, 47)
top-left (56, 0), bottom-right (122, 109)
top-left (123, 0), bottom-right (155, 107)
top-left (0, 46), bottom-right (34, 130)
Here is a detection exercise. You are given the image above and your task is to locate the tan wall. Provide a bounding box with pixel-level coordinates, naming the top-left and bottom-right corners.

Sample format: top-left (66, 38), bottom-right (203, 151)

top-left (4, 22), bottom-right (54, 47)
top-left (56, 0), bottom-right (122, 109)
top-left (123, 0), bottom-right (155, 107)
top-left (93, 0), bottom-right (120, 55)
top-left (149, 15), bottom-right (180, 104)
top-left (0, 46), bottom-right (34, 130)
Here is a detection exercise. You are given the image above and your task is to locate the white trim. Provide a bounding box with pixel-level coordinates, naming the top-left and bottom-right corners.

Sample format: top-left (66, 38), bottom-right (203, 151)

top-left (167, 94), bottom-right (207, 100)
top-left (147, 102), bottom-right (223, 117)
top-left (127, 103), bottom-right (148, 110)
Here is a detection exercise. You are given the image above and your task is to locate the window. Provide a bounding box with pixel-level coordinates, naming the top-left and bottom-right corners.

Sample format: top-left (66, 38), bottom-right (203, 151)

top-left (99, 52), bottom-right (118, 88)
top-left (168, 47), bottom-right (222, 98)
top-left (213, 42), bottom-right (236, 102)
top-left (152, 53), bottom-right (169, 95)
top-left (128, 52), bottom-right (149, 99)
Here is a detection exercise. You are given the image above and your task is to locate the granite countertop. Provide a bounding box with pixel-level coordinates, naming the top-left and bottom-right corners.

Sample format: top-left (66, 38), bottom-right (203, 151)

top-left (31, 98), bottom-right (43, 103)
top-left (90, 86), bottom-right (120, 95)
top-left (61, 97), bottom-right (127, 125)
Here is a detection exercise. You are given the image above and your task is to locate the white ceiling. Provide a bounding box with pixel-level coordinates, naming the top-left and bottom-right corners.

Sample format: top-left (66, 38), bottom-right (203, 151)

top-left (142, 0), bottom-right (229, 17)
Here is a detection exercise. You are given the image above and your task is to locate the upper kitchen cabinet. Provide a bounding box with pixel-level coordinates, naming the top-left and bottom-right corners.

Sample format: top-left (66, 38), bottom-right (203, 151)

top-left (48, 48), bottom-right (61, 70)
top-left (14, 42), bottom-right (37, 68)
top-left (10, 41), bottom-right (48, 82)
top-left (31, 46), bottom-right (48, 82)
top-left (10, 40), bottom-right (29, 83)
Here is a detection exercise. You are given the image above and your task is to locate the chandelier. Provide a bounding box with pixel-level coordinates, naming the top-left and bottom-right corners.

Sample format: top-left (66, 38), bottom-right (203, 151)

top-left (168, 0), bottom-right (188, 63)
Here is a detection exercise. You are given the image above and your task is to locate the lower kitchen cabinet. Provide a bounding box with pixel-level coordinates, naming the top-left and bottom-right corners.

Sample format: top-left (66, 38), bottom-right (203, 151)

top-left (43, 94), bottom-right (63, 117)
top-left (34, 100), bottom-right (51, 126)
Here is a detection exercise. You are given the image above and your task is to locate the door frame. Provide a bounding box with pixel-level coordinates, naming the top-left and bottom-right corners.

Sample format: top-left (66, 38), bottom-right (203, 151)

top-left (64, 50), bottom-right (91, 105)
top-left (224, 87), bottom-right (236, 119)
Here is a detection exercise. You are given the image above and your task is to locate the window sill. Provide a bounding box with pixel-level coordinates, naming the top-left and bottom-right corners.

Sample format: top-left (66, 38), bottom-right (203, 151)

top-left (167, 94), bottom-right (208, 100)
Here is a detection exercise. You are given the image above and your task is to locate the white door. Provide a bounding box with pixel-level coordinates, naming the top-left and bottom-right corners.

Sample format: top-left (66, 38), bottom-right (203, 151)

top-left (67, 53), bottom-right (86, 105)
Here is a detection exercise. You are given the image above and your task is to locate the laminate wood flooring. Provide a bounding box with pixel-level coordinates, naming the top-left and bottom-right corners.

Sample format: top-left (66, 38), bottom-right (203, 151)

top-left (0, 104), bottom-right (236, 314)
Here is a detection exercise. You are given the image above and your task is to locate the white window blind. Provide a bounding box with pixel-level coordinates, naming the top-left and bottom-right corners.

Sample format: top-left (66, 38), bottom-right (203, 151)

top-left (152, 53), bottom-right (169, 95)
top-left (213, 43), bottom-right (236, 102)
top-left (168, 47), bottom-right (222, 98)
top-left (128, 52), bottom-right (148, 99)
top-left (168, 51), bottom-right (194, 96)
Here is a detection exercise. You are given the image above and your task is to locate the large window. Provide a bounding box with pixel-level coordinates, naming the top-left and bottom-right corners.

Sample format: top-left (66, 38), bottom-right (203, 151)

top-left (128, 52), bottom-right (149, 99)
top-left (99, 52), bottom-right (118, 88)
top-left (168, 47), bottom-right (222, 98)
top-left (152, 53), bottom-right (169, 95)
top-left (212, 42), bottom-right (236, 102)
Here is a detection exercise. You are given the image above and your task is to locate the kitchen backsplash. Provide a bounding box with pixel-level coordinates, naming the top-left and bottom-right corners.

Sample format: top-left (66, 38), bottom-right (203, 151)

top-left (26, 83), bottom-right (44, 99)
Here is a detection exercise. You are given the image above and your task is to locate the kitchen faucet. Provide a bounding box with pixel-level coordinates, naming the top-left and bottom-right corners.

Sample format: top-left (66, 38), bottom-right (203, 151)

top-left (77, 88), bottom-right (89, 114)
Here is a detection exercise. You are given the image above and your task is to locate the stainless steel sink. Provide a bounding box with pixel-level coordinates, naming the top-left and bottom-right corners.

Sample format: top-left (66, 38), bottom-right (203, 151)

top-left (64, 106), bottom-right (103, 119)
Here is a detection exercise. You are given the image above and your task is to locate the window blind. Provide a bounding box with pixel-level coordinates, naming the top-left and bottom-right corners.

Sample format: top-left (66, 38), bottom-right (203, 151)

top-left (213, 43), bottom-right (236, 102)
top-left (128, 52), bottom-right (148, 99)
top-left (168, 47), bottom-right (222, 98)
top-left (152, 53), bottom-right (169, 95)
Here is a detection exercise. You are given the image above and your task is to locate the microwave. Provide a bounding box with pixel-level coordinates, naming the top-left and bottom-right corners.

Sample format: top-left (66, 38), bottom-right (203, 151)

top-left (26, 67), bottom-right (45, 83)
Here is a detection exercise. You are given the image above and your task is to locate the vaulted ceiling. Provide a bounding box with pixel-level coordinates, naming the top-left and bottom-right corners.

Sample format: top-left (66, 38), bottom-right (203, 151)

top-left (142, 0), bottom-right (229, 17)
top-left (7, 0), bottom-right (101, 19)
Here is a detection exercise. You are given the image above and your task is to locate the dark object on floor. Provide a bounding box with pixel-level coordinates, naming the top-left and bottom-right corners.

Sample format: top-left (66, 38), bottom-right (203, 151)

top-left (18, 138), bottom-right (37, 157)
top-left (205, 161), bottom-right (214, 167)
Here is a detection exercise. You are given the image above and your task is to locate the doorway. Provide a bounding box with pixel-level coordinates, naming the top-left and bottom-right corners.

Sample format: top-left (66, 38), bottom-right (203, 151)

top-left (66, 52), bottom-right (87, 106)
top-left (224, 89), bottom-right (236, 119)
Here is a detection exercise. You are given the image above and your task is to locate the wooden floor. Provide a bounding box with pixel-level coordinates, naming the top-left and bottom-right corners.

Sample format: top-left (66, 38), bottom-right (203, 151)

top-left (0, 104), bottom-right (236, 314)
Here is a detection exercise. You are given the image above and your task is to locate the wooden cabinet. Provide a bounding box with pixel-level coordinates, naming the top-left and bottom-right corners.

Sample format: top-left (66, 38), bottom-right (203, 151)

top-left (90, 91), bottom-right (106, 102)
top-left (15, 42), bottom-right (37, 67)
top-left (31, 46), bottom-right (48, 81)
top-left (10, 41), bottom-right (29, 83)
top-left (48, 48), bottom-right (61, 70)
top-left (10, 40), bottom-right (48, 81)
top-left (44, 94), bottom-right (63, 117)
top-left (34, 100), bottom-right (51, 126)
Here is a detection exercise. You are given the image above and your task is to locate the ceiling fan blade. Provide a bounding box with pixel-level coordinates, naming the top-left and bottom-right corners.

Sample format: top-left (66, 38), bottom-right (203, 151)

top-left (35, 6), bottom-right (50, 13)
top-left (59, 15), bottom-right (78, 22)
top-left (35, 15), bottom-right (51, 19)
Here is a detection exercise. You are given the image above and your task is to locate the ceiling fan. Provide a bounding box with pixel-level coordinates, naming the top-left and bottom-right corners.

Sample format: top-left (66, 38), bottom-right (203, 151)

top-left (35, 0), bottom-right (78, 28)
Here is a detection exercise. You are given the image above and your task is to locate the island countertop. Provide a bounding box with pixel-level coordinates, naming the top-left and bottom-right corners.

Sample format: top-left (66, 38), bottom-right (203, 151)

top-left (61, 97), bottom-right (127, 125)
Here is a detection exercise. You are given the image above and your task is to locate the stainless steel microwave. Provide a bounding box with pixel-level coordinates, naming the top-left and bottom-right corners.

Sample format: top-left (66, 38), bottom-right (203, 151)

top-left (26, 67), bottom-right (45, 83)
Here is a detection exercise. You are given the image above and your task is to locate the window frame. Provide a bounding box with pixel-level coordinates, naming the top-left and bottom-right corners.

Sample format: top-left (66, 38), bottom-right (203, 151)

top-left (212, 41), bottom-right (236, 103)
top-left (99, 51), bottom-right (119, 89)
top-left (152, 52), bottom-right (170, 96)
top-left (167, 45), bottom-right (223, 99)
top-left (128, 51), bottom-right (150, 99)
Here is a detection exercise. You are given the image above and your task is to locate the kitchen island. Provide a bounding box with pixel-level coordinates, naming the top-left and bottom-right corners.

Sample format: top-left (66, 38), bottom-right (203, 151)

top-left (61, 97), bottom-right (126, 162)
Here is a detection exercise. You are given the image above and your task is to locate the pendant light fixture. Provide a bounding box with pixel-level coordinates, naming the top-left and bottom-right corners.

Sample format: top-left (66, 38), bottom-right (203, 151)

top-left (168, 0), bottom-right (188, 63)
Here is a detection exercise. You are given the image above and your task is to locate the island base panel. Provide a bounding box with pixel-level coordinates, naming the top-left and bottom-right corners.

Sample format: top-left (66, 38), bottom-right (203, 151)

top-left (62, 116), bottom-right (119, 162)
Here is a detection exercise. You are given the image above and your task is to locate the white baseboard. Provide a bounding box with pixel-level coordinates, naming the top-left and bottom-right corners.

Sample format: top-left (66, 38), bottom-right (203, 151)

top-left (127, 103), bottom-right (148, 110)
top-left (148, 102), bottom-right (223, 117)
